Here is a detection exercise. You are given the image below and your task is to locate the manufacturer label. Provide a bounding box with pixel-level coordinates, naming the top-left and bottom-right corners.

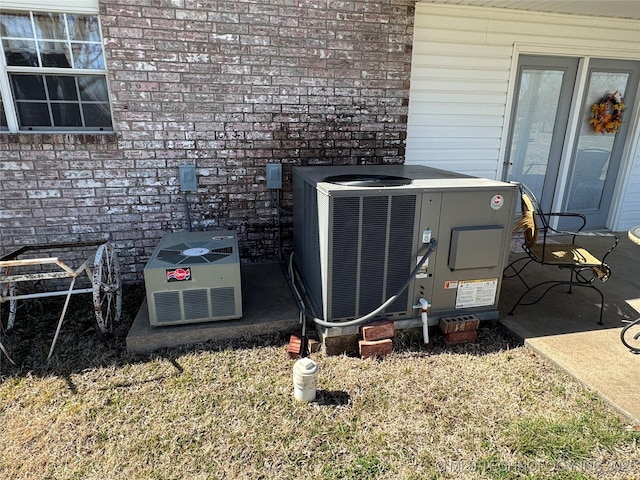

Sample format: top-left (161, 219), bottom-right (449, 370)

top-left (490, 194), bottom-right (504, 210)
top-left (166, 267), bottom-right (191, 282)
top-left (455, 278), bottom-right (498, 308)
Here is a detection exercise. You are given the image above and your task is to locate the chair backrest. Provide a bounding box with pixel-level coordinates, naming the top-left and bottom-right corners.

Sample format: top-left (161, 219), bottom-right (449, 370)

top-left (513, 190), bottom-right (539, 248)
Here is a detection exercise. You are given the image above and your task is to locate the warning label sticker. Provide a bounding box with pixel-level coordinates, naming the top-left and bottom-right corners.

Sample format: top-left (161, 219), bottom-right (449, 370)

top-left (455, 278), bottom-right (498, 309)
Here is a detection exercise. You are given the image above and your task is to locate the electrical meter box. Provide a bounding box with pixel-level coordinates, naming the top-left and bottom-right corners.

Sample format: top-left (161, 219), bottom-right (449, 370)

top-left (292, 165), bottom-right (518, 340)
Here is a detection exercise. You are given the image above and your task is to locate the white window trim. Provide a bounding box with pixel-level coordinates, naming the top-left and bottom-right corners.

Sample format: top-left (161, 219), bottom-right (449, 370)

top-left (1, 1), bottom-right (98, 15)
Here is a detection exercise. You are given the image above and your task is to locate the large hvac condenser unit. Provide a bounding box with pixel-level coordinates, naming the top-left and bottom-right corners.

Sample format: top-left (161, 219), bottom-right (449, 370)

top-left (144, 231), bottom-right (242, 326)
top-left (293, 165), bottom-right (518, 339)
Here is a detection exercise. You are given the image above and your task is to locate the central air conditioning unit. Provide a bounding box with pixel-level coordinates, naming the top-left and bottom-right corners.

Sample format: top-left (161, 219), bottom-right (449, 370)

top-left (144, 231), bottom-right (243, 326)
top-left (293, 165), bottom-right (518, 339)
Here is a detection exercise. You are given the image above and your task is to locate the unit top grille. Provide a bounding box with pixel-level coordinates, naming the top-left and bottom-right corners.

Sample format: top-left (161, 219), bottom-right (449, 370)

top-left (155, 243), bottom-right (232, 265)
top-left (146, 232), bottom-right (238, 268)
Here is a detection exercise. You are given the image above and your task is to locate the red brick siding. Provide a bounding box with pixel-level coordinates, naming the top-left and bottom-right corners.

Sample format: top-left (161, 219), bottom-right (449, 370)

top-left (0, 0), bottom-right (415, 282)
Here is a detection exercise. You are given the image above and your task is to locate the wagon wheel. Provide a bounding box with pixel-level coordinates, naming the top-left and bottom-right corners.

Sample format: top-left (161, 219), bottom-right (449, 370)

top-left (93, 243), bottom-right (122, 333)
top-left (2, 281), bottom-right (17, 331)
top-left (1, 282), bottom-right (17, 365)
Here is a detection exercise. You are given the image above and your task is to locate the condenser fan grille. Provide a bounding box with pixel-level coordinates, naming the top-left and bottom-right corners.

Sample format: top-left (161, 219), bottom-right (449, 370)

top-left (154, 242), bottom-right (233, 265)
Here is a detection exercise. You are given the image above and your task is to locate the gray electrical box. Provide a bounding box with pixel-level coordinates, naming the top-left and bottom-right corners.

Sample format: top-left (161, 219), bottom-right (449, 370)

top-left (179, 164), bottom-right (197, 191)
top-left (266, 163), bottom-right (282, 189)
top-left (293, 165), bottom-right (518, 339)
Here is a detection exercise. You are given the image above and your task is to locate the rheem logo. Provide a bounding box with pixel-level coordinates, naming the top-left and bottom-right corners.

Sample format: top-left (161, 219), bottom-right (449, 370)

top-left (166, 268), bottom-right (191, 282)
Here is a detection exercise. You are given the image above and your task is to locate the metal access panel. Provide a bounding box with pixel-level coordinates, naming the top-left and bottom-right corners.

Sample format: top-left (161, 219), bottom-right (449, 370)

top-left (449, 226), bottom-right (505, 270)
top-left (411, 187), bottom-right (517, 318)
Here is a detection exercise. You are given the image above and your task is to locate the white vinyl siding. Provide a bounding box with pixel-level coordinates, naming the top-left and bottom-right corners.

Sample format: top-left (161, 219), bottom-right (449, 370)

top-left (407, 3), bottom-right (640, 230)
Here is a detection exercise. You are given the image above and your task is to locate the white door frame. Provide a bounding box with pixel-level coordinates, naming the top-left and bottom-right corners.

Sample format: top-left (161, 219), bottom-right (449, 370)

top-left (502, 43), bottom-right (640, 230)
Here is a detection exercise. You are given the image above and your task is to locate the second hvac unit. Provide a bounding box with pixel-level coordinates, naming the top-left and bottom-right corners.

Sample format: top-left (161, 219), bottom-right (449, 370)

top-left (293, 165), bottom-right (518, 337)
top-left (144, 231), bottom-right (242, 326)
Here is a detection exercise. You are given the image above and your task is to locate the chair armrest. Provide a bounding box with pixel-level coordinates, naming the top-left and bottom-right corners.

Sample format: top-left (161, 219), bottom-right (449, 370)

top-left (544, 212), bottom-right (587, 232)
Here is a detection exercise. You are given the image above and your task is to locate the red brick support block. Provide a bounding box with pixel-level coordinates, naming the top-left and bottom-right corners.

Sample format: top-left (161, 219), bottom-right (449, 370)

top-left (287, 333), bottom-right (302, 359)
top-left (443, 330), bottom-right (478, 345)
top-left (439, 315), bottom-right (480, 333)
top-left (361, 320), bottom-right (395, 341)
top-left (359, 339), bottom-right (393, 360)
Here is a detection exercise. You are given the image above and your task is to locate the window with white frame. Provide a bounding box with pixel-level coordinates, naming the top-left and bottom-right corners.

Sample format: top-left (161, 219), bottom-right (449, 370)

top-left (0, 9), bottom-right (112, 132)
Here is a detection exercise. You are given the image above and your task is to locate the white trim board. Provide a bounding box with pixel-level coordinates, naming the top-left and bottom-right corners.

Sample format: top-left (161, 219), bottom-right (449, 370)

top-left (0, 1), bottom-right (98, 14)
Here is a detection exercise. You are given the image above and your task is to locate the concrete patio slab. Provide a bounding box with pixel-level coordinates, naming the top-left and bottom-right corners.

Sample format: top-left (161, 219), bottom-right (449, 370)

top-left (126, 263), bottom-right (300, 354)
top-left (499, 233), bottom-right (640, 426)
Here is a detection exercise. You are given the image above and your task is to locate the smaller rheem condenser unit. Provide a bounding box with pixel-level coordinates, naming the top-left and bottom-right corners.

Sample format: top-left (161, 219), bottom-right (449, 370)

top-left (144, 231), bottom-right (242, 326)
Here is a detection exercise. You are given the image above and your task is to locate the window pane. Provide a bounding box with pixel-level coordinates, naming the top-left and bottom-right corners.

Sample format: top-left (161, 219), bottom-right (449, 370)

top-left (51, 102), bottom-right (82, 127)
top-left (67, 15), bottom-right (100, 42)
top-left (78, 76), bottom-right (108, 101)
top-left (72, 43), bottom-right (104, 69)
top-left (0, 12), bottom-right (33, 38)
top-left (39, 40), bottom-right (72, 68)
top-left (3, 39), bottom-right (38, 66)
top-left (16, 102), bottom-right (51, 127)
top-left (11, 74), bottom-right (46, 100)
top-left (33, 13), bottom-right (66, 40)
top-left (83, 103), bottom-right (112, 127)
top-left (46, 75), bottom-right (78, 101)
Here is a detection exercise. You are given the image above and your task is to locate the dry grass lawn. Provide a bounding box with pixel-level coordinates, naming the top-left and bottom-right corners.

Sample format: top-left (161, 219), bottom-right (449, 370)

top-left (1, 284), bottom-right (639, 480)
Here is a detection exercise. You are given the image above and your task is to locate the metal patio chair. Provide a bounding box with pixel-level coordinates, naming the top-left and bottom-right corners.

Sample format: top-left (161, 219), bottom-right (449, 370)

top-left (504, 183), bottom-right (619, 325)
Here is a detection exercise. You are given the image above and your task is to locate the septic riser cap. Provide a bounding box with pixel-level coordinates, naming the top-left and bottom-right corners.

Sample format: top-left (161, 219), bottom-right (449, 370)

top-left (294, 357), bottom-right (318, 374)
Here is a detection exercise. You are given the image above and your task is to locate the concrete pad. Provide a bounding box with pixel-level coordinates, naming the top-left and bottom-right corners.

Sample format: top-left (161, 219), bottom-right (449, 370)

top-left (126, 263), bottom-right (300, 354)
top-left (524, 328), bottom-right (640, 425)
top-left (499, 234), bottom-right (640, 426)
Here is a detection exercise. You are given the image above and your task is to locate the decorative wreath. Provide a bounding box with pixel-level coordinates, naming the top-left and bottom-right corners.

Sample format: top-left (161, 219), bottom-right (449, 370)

top-left (589, 91), bottom-right (626, 134)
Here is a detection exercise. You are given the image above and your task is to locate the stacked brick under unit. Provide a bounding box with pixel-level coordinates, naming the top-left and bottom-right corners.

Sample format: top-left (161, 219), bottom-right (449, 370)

top-left (0, 0), bottom-right (416, 281)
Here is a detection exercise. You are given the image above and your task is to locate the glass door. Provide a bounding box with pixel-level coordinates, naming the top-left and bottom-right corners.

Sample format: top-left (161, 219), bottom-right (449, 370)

top-left (505, 56), bottom-right (639, 229)
top-left (503, 56), bottom-right (578, 213)
top-left (561, 59), bottom-right (640, 230)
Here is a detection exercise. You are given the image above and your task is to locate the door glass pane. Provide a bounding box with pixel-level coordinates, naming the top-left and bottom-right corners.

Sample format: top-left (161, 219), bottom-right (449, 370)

top-left (506, 69), bottom-right (564, 200)
top-left (566, 72), bottom-right (629, 211)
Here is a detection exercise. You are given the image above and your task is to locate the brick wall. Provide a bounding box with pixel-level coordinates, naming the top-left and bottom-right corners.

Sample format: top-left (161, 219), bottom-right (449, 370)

top-left (0, 0), bottom-right (416, 282)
